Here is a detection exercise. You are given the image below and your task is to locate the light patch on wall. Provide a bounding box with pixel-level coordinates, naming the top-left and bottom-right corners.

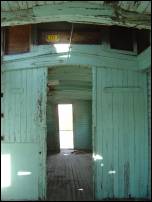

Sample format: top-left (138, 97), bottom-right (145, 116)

top-left (77, 188), bottom-right (84, 191)
top-left (1, 154), bottom-right (11, 188)
top-left (17, 171), bottom-right (32, 176)
top-left (108, 170), bottom-right (116, 174)
top-left (58, 55), bottom-right (69, 59)
top-left (93, 154), bottom-right (103, 161)
top-left (53, 44), bottom-right (70, 53)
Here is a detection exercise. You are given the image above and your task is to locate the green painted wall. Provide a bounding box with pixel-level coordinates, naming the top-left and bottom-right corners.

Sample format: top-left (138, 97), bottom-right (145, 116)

top-left (47, 98), bottom-right (60, 153)
top-left (1, 43), bottom-right (150, 200)
top-left (73, 100), bottom-right (92, 150)
top-left (1, 143), bottom-right (39, 200)
top-left (1, 68), bottom-right (47, 200)
top-left (147, 70), bottom-right (151, 198)
top-left (93, 67), bottom-right (149, 199)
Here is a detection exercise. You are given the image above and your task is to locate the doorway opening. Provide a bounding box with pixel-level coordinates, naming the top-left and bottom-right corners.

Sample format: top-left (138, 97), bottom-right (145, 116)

top-left (58, 104), bottom-right (74, 149)
top-left (46, 66), bottom-right (93, 201)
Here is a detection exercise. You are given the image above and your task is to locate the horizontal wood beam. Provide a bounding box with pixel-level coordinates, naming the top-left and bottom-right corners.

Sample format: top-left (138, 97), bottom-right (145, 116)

top-left (1, 2), bottom-right (151, 29)
top-left (48, 90), bottom-right (92, 100)
top-left (2, 49), bottom-right (138, 72)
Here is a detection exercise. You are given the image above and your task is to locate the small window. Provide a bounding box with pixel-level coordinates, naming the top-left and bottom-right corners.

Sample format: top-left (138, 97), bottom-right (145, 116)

top-left (5, 25), bottom-right (31, 55)
top-left (110, 26), bottom-right (133, 51)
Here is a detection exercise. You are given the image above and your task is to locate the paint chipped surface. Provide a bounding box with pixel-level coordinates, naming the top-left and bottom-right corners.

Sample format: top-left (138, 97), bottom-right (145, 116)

top-left (124, 161), bottom-right (130, 197)
top-left (1, 1), bottom-right (151, 29)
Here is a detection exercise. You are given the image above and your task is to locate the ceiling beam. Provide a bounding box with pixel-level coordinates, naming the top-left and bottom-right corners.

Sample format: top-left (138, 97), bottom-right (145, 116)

top-left (1, 2), bottom-right (151, 29)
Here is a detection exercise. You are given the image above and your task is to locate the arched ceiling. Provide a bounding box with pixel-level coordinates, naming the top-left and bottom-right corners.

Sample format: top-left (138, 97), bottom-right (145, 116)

top-left (1, 1), bottom-right (151, 14)
top-left (1, 1), bottom-right (151, 29)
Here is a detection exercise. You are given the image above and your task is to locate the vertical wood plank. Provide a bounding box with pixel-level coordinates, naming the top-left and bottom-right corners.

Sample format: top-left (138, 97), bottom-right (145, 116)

top-left (127, 70), bottom-right (135, 197)
top-left (3, 68), bottom-right (48, 200)
top-left (94, 68), bottom-right (148, 199)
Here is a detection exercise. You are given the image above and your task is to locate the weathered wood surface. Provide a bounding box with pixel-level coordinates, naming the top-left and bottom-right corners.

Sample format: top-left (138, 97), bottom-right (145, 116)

top-left (93, 68), bottom-right (149, 199)
top-left (137, 46), bottom-right (151, 70)
top-left (2, 68), bottom-right (47, 200)
top-left (47, 149), bottom-right (93, 201)
top-left (5, 25), bottom-right (31, 54)
top-left (48, 65), bottom-right (92, 100)
top-left (1, 2), bottom-right (151, 29)
top-left (38, 30), bottom-right (102, 44)
top-left (2, 45), bottom-right (138, 72)
top-left (147, 71), bottom-right (151, 197)
top-left (1, 1), bottom-right (151, 14)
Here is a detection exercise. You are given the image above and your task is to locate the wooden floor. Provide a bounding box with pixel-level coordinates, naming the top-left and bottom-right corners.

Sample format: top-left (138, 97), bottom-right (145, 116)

top-left (47, 149), bottom-right (93, 201)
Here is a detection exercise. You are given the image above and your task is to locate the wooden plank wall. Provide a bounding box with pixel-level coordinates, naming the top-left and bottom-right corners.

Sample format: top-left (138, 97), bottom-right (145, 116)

top-left (47, 65), bottom-right (92, 100)
top-left (3, 68), bottom-right (46, 143)
top-left (1, 72), bottom-right (5, 141)
top-left (147, 70), bottom-right (151, 198)
top-left (2, 68), bottom-right (47, 200)
top-left (94, 68), bottom-right (149, 199)
top-left (73, 100), bottom-right (92, 150)
top-left (47, 98), bottom-right (60, 153)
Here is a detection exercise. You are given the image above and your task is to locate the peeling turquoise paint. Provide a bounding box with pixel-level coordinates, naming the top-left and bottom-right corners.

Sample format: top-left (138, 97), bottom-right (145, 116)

top-left (1, 43), bottom-right (151, 200)
top-left (1, 1), bottom-right (151, 29)
top-left (93, 68), bottom-right (149, 199)
top-left (1, 68), bottom-right (47, 200)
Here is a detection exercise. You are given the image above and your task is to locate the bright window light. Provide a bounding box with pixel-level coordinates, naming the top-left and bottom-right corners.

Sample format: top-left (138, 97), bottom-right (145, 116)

top-left (53, 44), bottom-right (70, 53)
top-left (58, 104), bottom-right (74, 149)
top-left (1, 154), bottom-right (11, 188)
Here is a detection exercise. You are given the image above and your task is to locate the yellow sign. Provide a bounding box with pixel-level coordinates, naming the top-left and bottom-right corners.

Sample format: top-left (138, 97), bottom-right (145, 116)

top-left (46, 34), bottom-right (59, 42)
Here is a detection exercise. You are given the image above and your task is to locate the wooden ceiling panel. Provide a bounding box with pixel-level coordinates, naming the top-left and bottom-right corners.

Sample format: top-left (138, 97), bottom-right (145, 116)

top-left (1, 1), bottom-right (151, 14)
top-left (1, 1), bottom-right (151, 29)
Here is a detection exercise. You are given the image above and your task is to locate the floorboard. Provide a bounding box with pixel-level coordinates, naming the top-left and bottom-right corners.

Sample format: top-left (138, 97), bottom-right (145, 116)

top-left (47, 149), bottom-right (93, 201)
